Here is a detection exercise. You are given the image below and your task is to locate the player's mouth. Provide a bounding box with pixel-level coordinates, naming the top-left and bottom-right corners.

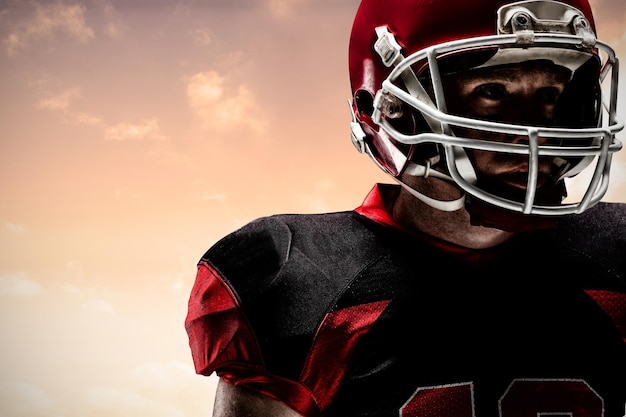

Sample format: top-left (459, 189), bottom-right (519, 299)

top-left (498, 171), bottom-right (550, 190)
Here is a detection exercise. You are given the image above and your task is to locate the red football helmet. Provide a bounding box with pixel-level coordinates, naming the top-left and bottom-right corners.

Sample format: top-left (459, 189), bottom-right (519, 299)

top-left (348, 0), bottom-right (622, 225)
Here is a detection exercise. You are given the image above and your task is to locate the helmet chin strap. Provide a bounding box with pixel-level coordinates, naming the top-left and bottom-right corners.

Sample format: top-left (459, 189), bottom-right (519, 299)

top-left (466, 197), bottom-right (559, 232)
top-left (394, 161), bottom-right (466, 211)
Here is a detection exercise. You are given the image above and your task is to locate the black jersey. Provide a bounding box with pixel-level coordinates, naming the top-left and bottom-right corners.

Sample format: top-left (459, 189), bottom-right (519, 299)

top-left (185, 184), bottom-right (626, 417)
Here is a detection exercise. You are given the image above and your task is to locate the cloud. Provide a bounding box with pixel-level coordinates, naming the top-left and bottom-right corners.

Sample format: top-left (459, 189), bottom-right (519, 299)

top-left (0, 366), bottom-right (210, 417)
top-left (83, 298), bottom-right (116, 315)
top-left (295, 178), bottom-right (338, 212)
top-left (74, 112), bottom-right (103, 125)
top-left (588, 0), bottom-right (626, 43)
top-left (105, 119), bottom-right (166, 142)
top-left (196, 191), bottom-right (227, 203)
top-left (128, 361), bottom-right (197, 390)
top-left (36, 87), bottom-right (103, 125)
top-left (2, 2), bottom-right (94, 55)
top-left (186, 70), bottom-right (268, 134)
top-left (103, 21), bottom-right (126, 38)
top-left (590, 0), bottom-right (626, 25)
top-left (200, 0), bottom-right (358, 10)
top-left (61, 261), bottom-right (116, 314)
top-left (83, 386), bottom-right (185, 417)
top-left (5, 222), bottom-right (27, 234)
top-left (160, 274), bottom-right (185, 294)
top-left (0, 381), bottom-right (51, 417)
top-left (193, 29), bottom-right (213, 47)
top-left (266, 0), bottom-right (307, 17)
top-left (122, 361), bottom-right (218, 416)
top-left (60, 285), bottom-right (116, 314)
top-left (0, 272), bottom-right (43, 296)
top-left (37, 87), bottom-right (82, 112)
top-left (62, 283), bottom-right (82, 296)
top-left (67, 260), bottom-right (85, 280)
top-left (94, 0), bottom-right (129, 39)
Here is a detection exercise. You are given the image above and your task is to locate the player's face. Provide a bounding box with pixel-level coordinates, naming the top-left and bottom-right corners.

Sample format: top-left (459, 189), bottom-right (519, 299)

top-left (443, 62), bottom-right (572, 193)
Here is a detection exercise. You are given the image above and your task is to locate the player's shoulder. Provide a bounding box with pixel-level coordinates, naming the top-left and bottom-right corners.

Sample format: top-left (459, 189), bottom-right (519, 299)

top-left (554, 201), bottom-right (626, 279)
top-left (557, 201), bottom-right (626, 239)
top-left (200, 210), bottom-right (391, 298)
top-left (204, 210), bottom-right (374, 263)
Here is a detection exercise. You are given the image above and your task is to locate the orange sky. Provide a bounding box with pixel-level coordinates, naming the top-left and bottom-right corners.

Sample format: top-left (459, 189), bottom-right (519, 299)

top-left (1, 1), bottom-right (625, 416)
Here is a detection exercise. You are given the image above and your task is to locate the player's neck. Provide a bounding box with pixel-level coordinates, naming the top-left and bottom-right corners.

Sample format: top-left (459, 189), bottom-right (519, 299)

top-left (392, 180), bottom-right (515, 250)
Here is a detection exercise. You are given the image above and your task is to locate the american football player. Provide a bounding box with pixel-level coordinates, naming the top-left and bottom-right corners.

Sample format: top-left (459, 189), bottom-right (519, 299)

top-left (186, 0), bottom-right (626, 415)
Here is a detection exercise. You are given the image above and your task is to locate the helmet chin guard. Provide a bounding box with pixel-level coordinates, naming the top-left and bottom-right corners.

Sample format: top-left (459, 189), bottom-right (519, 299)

top-left (348, 0), bottom-right (623, 221)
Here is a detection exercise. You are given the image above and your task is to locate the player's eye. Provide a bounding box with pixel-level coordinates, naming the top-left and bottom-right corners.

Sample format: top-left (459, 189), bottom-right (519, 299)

top-left (536, 86), bottom-right (561, 104)
top-left (474, 83), bottom-right (508, 100)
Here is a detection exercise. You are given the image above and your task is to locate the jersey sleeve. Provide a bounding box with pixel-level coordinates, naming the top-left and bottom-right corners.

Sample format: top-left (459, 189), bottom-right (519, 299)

top-left (184, 216), bottom-right (331, 416)
top-left (185, 260), bottom-right (261, 376)
top-left (185, 259), bottom-right (321, 416)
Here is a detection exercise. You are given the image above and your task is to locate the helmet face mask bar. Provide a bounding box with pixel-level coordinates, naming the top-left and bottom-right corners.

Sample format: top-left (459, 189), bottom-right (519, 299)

top-left (349, 0), bottom-right (623, 218)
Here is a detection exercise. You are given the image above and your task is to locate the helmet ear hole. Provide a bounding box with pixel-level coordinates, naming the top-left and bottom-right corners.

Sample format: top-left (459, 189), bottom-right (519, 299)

top-left (354, 89), bottom-right (375, 116)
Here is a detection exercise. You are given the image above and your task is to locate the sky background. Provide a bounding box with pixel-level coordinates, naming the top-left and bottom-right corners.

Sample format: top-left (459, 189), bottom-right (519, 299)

top-left (1, 1), bottom-right (625, 416)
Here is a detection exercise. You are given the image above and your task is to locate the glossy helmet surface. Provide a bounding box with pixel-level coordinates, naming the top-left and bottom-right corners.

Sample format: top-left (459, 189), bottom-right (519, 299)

top-left (348, 0), bottom-right (623, 218)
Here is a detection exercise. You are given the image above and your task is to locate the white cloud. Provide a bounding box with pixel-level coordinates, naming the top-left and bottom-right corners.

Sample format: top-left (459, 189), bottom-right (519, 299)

top-left (2, 2), bottom-right (94, 55)
top-left (295, 178), bottom-right (337, 212)
top-left (145, 143), bottom-right (192, 168)
top-left (5, 222), bottom-right (27, 233)
top-left (67, 260), bottom-right (85, 280)
top-left (36, 87), bottom-right (102, 125)
top-left (196, 191), bottom-right (227, 203)
top-left (105, 119), bottom-right (166, 142)
top-left (0, 272), bottom-right (43, 296)
top-left (61, 282), bottom-right (82, 296)
top-left (0, 372), bottom-right (213, 417)
top-left (193, 29), bottom-right (213, 47)
top-left (187, 71), bottom-right (225, 107)
top-left (159, 274), bottom-right (185, 294)
top-left (74, 112), bottom-right (103, 126)
top-left (37, 87), bottom-right (81, 112)
top-left (83, 298), bottom-right (116, 315)
top-left (95, 0), bottom-right (128, 39)
top-left (103, 21), bottom-right (126, 38)
top-left (186, 70), bottom-right (268, 134)
top-left (60, 263), bottom-right (117, 315)
top-left (83, 386), bottom-right (185, 417)
top-left (266, 0), bottom-right (307, 17)
top-left (128, 361), bottom-right (197, 390)
top-left (121, 361), bottom-right (218, 416)
top-left (0, 381), bottom-right (52, 417)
